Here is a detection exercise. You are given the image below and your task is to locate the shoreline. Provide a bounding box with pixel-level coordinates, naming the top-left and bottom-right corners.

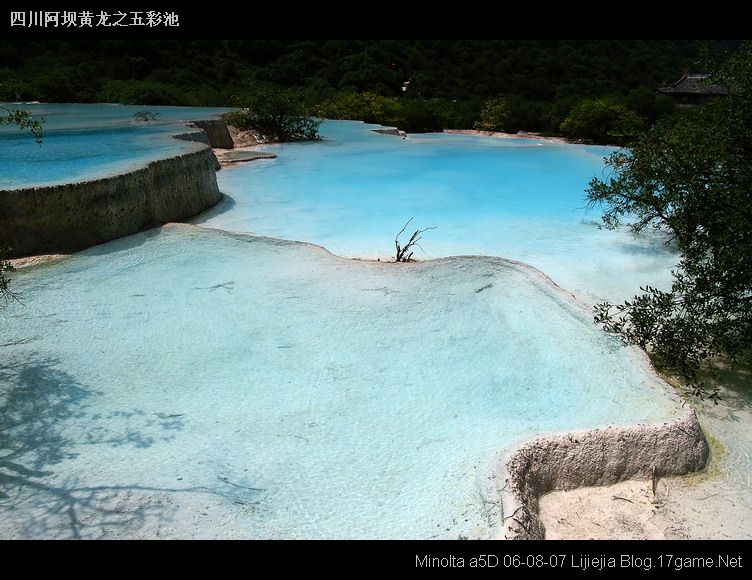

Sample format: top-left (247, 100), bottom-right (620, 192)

top-left (538, 366), bottom-right (752, 539)
top-left (212, 123), bottom-right (279, 165)
top-left (1, 110), bottom-right (232, 258)
top-left (443, 128), bottom-right (575, 145)
top-left (9, 254), bottom-right (68, 269)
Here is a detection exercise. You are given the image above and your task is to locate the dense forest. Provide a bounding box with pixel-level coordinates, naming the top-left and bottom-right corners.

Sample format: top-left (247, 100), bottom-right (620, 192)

top-left (0, 40), bottom-right (739, 136)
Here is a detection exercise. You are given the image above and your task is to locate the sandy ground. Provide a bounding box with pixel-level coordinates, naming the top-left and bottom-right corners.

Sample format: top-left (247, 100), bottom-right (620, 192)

top-left (539, 367), bottom-right (752, 539)
top-left (444, 129), bottom-right (572, 144)
top-left (226, 124), bottom-right (261, 148)
top-left (10, 254), bottom-right (67, 269)
top-left (213, 124), bottom-right (277, 166)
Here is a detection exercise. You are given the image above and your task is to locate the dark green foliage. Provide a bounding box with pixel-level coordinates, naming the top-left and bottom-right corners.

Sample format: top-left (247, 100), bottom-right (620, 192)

top-left (588, 44), bottom-right (752, 400)
top-left (315, 92), bottom-right (401, 125)
top-left (560, 97), bottom-right (645, 143)
top-left (224, 89), bottom-right (321, 142)
top-left (398, 99), bottom-right (450, 133)
top-left (0, 40), bottom-right (730, 136)
top-left (0, 244), bottom-right (16, 308)
top-left (315, 92), bottom-right (459, 134)
top-left (625, 86), bottom-right (675, 125)
top-left (474, 98), bottom-right (514, 133)
top-left (559, 86), bottom-right (675, 144)
top-left (100, 80), bottom-right (184, 106)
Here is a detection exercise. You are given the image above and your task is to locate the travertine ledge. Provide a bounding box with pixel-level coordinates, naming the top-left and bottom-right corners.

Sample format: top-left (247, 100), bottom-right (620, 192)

top-left (498, 406), bottom-right (708, 539)
top-left (0, 144), bottom-right (221, 257)
top-left (186, 119), bottom-right (234, 149)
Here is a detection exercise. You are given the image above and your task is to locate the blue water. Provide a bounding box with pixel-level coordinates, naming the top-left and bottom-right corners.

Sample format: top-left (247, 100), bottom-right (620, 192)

top-left (200, 121), bottom-right (676, 302)
top-left (0, 103), bottom-right (234, 188)
top-left (0, 110), bottom-right (684, 539)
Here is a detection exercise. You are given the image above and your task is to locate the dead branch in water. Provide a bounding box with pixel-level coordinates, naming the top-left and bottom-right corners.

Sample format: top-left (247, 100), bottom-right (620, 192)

top-left (395, 218), bottom-right (437, 262)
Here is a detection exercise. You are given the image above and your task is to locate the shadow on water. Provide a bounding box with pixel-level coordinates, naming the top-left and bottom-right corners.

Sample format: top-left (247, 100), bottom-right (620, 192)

top-left (614, 236), bottom-right (677, 258)
top-left (79, 228), bottom-right (160, 258)
top-left (0, 352), bottom-right (261, 538)
top-left (698, 362), bottom-right (752, 421)
top-left (190, 193), bottom-right (236, 223)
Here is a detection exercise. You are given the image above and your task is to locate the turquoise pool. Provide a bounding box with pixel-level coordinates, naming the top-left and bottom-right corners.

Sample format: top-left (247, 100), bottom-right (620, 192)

top-left (0, 110), bottom-right (683, 539)
top-left (0, 103), bottom-right (233, 188)
top-left (200, 121), bottom-right (677, 303)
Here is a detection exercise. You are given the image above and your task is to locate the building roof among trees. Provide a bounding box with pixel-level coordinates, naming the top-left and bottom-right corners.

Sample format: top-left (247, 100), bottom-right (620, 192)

top-left (658, 74), bottom-right (727, 96)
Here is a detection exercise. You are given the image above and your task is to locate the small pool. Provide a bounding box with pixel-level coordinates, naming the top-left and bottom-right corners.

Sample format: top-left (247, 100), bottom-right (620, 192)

top-left (0, 103), bottom-right (234, 188)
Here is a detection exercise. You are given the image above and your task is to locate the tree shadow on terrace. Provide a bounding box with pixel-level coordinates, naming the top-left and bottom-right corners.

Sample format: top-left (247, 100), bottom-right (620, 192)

top-left (0, 352), bottom-right (262, 538)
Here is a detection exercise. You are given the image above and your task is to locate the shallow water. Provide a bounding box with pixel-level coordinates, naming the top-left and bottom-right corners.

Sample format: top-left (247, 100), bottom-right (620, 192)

top-left (538, 370), bottom-right (752, 540)
top-left (199, 121), bottom-right (677, 303)
top-left (0, 103), bottom-right (233, 188)
top-left (0, 226), bottom-right (679, 539)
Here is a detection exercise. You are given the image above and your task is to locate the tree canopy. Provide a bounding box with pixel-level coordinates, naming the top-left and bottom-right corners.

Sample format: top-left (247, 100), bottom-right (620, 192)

top-left (0, 40), bottom-right (737, 138)
top-left (224, 89), bottom-right (321, 142)
top-left (587, 44), bottom-right (752, 400)
top-left (560, 97), bottom-right (645, 144)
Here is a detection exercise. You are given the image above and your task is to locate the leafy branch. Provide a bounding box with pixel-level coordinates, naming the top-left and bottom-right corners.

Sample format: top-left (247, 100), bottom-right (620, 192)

top-left (1, 106), bottom-right (44, 144)
top-left (593, 283), bottom-right (722, 403)
top-left (0, 244), bottom-right (21, 308)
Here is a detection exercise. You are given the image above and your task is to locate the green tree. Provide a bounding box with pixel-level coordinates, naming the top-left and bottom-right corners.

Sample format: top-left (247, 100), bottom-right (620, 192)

top-left (224, 88), bottom-right (321, 142)
top-left (398, 99), bottom-right (450, 133)
top-left (560, 97), bottom-right (644, 144)
top-left (625, 86), bottom-right (675, 125)
top-left (315, 92), bottom-right (401, 125)
top-left (587, 46), bottom-right (752, 400)
top-left (474, 97), bottom-right (514, 133)
top-left (315, 92), bottom-right (456, 133)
